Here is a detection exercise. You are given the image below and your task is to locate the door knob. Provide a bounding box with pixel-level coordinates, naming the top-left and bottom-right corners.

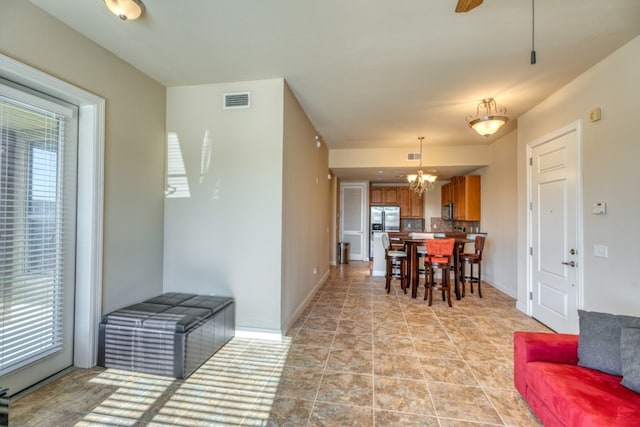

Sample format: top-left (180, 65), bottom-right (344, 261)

top-left (561, 261), bottom-right (576, 267)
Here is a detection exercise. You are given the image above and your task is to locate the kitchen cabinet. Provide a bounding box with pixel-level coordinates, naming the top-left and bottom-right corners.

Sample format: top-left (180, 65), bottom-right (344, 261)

top-left (399, 188), bottom-right (424, 218)
top-left (372, 187), bottom-right (423, 218)
top-left (441, 182), bottom-right (453, 206)
top-left (450, 175), bottom-right (481, 221)
top-left (370, 188), bottom-right (383, 204)
top-left (384, 188), bottom-right (398, 204)
top-left (370, 187), bottom-right (398, 205)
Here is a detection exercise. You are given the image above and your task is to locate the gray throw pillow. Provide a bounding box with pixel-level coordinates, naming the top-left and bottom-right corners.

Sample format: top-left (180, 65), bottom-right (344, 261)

top-left (577, 310), bottom-right (640, 376)
top-left (620, 327), bottom-right (640, 393)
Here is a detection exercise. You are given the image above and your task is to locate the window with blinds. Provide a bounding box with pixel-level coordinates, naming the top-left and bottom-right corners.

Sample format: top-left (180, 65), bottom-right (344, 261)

top-left (0, 83), bottom-right (77, 376)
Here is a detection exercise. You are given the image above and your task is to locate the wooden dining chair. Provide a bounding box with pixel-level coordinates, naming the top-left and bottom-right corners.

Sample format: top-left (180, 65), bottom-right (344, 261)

top-left (382, 232), bottom-right (407, 294)
top-left (459, 235), bottom-right (485, 298)
top-left (424, 238), bottom-right (455, 306)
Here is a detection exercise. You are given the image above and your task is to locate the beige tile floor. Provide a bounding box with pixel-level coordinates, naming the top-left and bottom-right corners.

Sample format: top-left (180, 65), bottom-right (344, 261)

top-left (10, 261), bottom-right (550, 426)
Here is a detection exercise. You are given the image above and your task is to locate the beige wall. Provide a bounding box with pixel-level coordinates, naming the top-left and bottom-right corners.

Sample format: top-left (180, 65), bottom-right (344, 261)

top-left (330, 144), bottom-right (490, 169)
top-left (0, 0), bottom-right (166, 314)
top-left (282, 83), bottom-right (330, 330)
top-left (164, 79), bottom-right (285, 333)
top-left (517, 35), bottom-right (640, 316)
top-left (164, 79), bottom-right (329, 333)
top-left (477, 130), bottom-right (518, 296)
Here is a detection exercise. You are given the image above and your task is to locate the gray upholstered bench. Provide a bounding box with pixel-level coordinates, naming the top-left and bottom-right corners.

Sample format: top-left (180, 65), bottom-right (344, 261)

top-left (98, 293), bottom-right (234, 378)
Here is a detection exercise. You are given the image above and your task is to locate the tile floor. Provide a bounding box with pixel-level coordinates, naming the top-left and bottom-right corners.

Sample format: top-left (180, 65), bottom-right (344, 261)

top-left (10, 261), bottom-right (550, 426)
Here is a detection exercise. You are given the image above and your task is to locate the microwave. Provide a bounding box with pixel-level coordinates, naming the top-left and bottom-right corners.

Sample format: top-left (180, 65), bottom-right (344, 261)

top-left (442, 203), bottom-right (454, 220)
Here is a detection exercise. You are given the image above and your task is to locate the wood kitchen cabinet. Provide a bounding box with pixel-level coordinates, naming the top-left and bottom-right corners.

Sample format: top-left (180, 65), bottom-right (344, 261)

top-left (370, 188), bottom-right (384, 204)
top-left (398, 188), bottom-right (423, 218)
top-left (371, 186), bottom-right (423, 218)
top-left (441, 182), bottom-right (453, 206)
top-left (370, 187), bottom-right (398, 205)
top-left (384, 188), bottom-right (398, 204)
top-left (451, 175), bottom-right (481, 221)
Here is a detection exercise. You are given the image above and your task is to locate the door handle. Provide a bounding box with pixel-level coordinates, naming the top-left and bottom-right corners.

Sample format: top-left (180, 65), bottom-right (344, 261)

top-left (561, 261), bottom-right (576, 267)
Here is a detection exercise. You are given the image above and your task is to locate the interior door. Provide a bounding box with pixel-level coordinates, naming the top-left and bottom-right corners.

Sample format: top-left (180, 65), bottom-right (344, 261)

top-left (530, 123), bottom-right (580, 333)
top-left (340, 183), bottom-right (366, 260)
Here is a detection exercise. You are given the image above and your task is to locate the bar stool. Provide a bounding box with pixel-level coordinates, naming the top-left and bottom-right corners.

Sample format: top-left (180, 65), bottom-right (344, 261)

top-left (459, 235), bottom-right (485, 298)
top-left (381, 233), bottom-right (407, 294)
top-left (424, 238), bottom-right (455, 306)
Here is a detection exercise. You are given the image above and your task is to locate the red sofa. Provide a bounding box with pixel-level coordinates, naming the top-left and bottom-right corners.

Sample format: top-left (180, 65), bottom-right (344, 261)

top-left (514, 331), bottom-right (640, 427)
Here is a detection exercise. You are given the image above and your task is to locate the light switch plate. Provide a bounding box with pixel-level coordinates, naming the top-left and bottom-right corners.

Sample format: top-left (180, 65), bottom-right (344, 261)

top-left (594, 244), bottom-right (608, 258)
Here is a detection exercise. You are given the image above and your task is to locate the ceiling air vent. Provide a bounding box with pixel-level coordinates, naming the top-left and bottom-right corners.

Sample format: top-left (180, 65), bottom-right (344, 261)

top-left (407, 153), bottom-right (422, 161)
top-left (223, 92), bottom-right (250, 110)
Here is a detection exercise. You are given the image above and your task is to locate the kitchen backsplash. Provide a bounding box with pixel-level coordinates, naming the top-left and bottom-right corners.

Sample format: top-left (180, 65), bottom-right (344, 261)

top-left (430, 217), bottom-right (480, 233)
top-left (400, 218), bottom-right (424, 231)
top-left (401, 217), bottom-right (481, 233)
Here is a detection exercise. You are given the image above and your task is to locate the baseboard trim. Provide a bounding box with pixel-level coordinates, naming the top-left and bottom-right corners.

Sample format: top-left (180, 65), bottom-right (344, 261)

top-left (280, 268), bottom-right (329, 336)
top-left (234, 328), bottom-right (283, 341)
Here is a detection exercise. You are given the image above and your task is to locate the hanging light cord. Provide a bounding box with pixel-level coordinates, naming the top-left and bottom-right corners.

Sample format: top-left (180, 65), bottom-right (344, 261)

top-left (530, 0), bottom-right (537, 64)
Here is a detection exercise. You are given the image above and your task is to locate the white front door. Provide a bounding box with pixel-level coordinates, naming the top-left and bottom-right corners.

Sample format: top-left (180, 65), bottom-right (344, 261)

top-left (529, 121), bottom-right (581, 333)
top-left (340, 183), bottom-right (366, 261)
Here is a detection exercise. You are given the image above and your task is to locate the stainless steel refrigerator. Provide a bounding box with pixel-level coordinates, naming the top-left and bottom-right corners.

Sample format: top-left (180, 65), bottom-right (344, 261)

top-left (369, 206), bottom-right (400, 258)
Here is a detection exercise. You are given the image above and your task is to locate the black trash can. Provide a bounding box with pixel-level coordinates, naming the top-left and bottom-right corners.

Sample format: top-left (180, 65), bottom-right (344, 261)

top-left (337, 242), bottom-right (350, 264)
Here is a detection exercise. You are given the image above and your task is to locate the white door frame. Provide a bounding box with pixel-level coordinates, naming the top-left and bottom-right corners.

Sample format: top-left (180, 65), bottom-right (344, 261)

top-left (526, 120), bottom-right (584, 327)
top-left (339, 181), bottom-right (368, 261)
top-left (0, 54), bottom-right (105, 370)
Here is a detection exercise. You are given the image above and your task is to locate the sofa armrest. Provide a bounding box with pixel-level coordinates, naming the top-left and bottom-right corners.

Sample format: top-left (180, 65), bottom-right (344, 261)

top-left (513, 331), bottom-right (579, 396)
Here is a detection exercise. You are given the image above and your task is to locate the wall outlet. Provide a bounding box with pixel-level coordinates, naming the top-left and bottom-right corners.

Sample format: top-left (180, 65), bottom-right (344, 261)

top-left (313, 267), bottom-right (318, 275)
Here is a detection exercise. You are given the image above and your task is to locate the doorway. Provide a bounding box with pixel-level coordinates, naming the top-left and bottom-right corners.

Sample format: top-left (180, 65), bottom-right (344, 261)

top-left (0, 80), bottom-right (78, 394)
top-left (528, 120), bottom-right (582, 333)
top-left (0, 54), bottom-right (105, 397)
top-left (340, 182), bottom-right (367, 261)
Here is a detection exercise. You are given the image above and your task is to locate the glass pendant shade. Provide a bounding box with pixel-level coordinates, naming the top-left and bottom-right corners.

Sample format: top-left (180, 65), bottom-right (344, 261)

top-left (104, 0), bottom-right (145, 20)
top-left (469, 116), bottom-right (508, 137)
top-left (466, 98), bottom-right (508, 137)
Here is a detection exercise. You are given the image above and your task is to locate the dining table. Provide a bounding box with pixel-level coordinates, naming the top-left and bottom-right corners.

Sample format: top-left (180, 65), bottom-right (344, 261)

top-left (403, 237), bottom-right (473, 299)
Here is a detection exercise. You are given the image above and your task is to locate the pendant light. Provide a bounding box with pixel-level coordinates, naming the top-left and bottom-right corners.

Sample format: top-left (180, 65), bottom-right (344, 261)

top-left (104, 0), bottom-right (145, 21)
top-left (466, 98), bottom-right (508, 137)
top-left (406, 137), bottom-right (437, 197)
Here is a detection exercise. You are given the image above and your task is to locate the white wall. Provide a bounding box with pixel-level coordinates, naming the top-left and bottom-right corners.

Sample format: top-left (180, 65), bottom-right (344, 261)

top-left (517, 35), bottom-right (640, 316)
top-left (164, 79), bottom-right (285, 333)
top-left (477, 130), bottom-right (518, 297)
top-left (422, 181), bottom-right (444, 228)
top-left (0, 0), bottom-right (166, 315)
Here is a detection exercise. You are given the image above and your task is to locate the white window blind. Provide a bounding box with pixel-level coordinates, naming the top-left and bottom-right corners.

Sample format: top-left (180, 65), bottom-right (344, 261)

top-left (0, 84), bottom-right (76, 376)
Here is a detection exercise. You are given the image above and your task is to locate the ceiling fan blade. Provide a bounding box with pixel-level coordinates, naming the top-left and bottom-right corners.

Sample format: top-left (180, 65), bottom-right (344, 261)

top-left (455, 0), bottom-right (484, 13)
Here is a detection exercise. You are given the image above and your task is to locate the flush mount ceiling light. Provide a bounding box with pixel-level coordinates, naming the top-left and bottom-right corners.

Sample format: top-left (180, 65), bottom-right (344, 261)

top-left (104, 0), bottom-right (145, 21)
top-left (466, 97), bottom-right (509, 137)
top-left (406, 137), bottom-right (437, 197)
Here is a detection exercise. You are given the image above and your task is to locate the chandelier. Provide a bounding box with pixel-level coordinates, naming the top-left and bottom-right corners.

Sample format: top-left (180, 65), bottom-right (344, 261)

top-left (466, 97), bottom-right (508, 137)
top-left (406, 137), bottom-right (437, 197)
